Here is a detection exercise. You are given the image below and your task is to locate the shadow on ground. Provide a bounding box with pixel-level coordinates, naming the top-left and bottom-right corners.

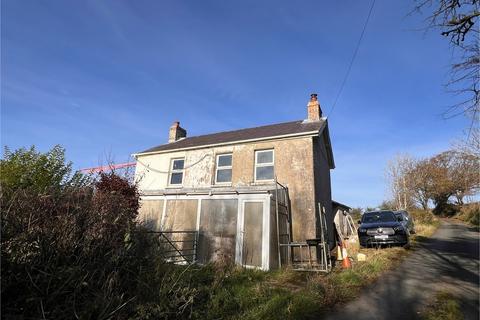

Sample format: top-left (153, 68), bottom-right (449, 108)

top-left (322, 220), bottom-right (479, 320)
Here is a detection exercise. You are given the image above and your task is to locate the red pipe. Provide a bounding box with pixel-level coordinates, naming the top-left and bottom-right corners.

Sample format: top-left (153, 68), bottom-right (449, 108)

top-left (80, 162), bottom-right (136, 173)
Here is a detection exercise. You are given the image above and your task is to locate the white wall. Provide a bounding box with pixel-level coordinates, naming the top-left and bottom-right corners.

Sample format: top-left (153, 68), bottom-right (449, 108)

top-left (135, 146), bottom-right (236, 191)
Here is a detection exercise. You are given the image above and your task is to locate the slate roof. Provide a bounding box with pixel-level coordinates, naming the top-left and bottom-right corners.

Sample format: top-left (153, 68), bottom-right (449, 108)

top-left (137, 119), bottom-right (325, 154)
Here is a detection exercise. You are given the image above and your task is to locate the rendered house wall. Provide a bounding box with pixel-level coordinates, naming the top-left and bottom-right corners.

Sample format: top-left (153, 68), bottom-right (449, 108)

top-left (135, 137), bottom-right (318, 242)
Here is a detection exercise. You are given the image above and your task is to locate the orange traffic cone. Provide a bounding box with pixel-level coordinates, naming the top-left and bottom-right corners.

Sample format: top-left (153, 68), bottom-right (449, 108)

top-left (336, 244), bottom-right (343, 261)
top-left (341, 243), bottom-right (352, 269)
top-left (342, 244), bottom-right (348, 260)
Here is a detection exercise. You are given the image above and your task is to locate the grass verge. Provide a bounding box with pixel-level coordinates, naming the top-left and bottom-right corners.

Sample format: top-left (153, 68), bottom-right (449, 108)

top-left (131, 210), bottom-right (440, 319)
top-left (455, 203), bottom-right (480, 230)
top-left (419, 291), bottom-right (463, 320)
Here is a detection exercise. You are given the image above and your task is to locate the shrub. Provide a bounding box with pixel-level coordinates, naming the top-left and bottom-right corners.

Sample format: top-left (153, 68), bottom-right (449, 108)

top-left (457, 203), bottom-right (480, 227)
top-left (432, 201), bottom-right (459, 216)
top-left (0, 145), bottom-right (88, 194)
top-left (0, 146), bottom-right (152, 319)
top-left (410, 209), bottom-right (436, 225)
top-left (1, 171), bottom-right (144, 319)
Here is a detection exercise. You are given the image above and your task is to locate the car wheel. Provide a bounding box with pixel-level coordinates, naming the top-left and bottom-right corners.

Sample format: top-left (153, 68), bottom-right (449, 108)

top-left (403, 236), bottom-right (411, 249)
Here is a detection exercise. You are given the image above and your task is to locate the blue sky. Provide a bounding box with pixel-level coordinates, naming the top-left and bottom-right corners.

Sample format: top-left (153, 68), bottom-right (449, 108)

top-left (1, 0), bottom-right (469, 207)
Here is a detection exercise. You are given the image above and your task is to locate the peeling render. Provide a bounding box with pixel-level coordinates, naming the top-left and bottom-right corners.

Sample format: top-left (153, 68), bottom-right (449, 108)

top-left (135, 136), bottom-right (322, 241)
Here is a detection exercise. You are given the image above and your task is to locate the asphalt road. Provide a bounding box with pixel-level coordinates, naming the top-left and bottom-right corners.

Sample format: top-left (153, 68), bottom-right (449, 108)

top-left (324, 220), bottom-right (480, 320)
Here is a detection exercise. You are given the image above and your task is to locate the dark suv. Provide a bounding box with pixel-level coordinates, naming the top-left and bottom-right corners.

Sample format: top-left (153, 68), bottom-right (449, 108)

top-left (394, 210), bottom-right (415, 234)
top-left (358, 210), bottom-right (409, 247)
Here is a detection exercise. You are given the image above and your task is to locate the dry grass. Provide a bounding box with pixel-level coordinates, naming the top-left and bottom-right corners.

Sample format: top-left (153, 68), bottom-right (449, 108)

top-left (415, 223), bottom-right (439, 238)
top-left (257, 213), bottom-right (441, 316)
top-left (420, 291), bottom-right (463, 320)
top-left (455, 203), bottom-right (480, 229)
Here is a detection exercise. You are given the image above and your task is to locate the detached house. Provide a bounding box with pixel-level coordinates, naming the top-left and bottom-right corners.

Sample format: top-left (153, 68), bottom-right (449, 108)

top-left (134, 94), bottom-right (335, 270)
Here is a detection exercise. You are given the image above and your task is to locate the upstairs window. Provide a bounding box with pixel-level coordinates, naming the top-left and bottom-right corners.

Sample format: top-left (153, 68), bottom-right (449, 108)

top-left (215, 154), bottom-right (232, 184)
top-left (169, 158), bottom-right (184, 185)
top-left (254, 149), bottom-right (274, 181)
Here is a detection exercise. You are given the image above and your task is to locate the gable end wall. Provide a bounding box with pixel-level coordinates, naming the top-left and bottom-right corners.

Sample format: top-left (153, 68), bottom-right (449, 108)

top-left (312, 134), bottom-right (335, 248)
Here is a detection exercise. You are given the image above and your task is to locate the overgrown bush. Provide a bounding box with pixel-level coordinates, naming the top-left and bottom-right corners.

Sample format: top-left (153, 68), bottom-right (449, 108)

top-left (1, 169), bottom-right (144, 319)
top-left (1, 146), bottom-right (165, 319)
top-left (457, 203), bottom-right (480, 227)
top-left (409, 209), bottom-right (437, 225)
top-left (432, 201), bottom-right (460, 217)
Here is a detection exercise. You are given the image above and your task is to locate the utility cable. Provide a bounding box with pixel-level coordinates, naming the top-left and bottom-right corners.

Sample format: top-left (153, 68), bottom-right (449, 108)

top-left (327, 0), bottom-right (376, 117)
top-left (135, 153), bottom-right (214, 174)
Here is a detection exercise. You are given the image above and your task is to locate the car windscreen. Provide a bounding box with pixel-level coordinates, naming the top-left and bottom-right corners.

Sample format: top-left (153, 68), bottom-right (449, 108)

top-left (362, 211), bottom-right (396, 223)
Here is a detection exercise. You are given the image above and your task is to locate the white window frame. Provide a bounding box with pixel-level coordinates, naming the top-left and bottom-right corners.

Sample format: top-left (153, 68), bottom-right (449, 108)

top-left (215, 153), bottom-right (233, 185)
top-left (254, 149), bottom-right (274, 182)
top-left (168, 157), bottom-right (185, 186)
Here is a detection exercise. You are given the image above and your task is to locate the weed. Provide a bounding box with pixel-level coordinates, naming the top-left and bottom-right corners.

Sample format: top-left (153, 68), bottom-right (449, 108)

top-left (420, 291), bottom-right (463, 320)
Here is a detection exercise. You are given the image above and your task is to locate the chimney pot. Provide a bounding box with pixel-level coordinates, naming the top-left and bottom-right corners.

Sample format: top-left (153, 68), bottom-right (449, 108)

top-left (307, 93), bottom-right (322, 121)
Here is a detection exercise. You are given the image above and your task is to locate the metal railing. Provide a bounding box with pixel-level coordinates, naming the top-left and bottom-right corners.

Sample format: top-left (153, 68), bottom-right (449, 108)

top-left (276, 202), bottom-right (332, 273)
top-left (145, 230), bottom-right (199, 264)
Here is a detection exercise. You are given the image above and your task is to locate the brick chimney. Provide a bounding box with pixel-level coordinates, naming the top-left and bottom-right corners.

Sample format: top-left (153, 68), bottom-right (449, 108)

top-left (307, 93), bottom-right (322, 121)
top-left (168, 121), bottom-right (187, 143)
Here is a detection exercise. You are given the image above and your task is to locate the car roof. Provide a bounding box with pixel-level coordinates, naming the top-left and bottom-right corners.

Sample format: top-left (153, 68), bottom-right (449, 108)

top-left (364, 210), bottom-right (395, 215)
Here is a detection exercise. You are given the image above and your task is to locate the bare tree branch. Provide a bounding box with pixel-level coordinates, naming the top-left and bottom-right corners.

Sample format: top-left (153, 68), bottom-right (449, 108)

top-left (413, 0), bottom-right (480, 123)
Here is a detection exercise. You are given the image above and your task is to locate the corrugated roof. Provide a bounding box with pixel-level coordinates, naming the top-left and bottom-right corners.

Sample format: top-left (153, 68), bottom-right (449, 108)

top-left (137, 119), bottom-right (325, 154)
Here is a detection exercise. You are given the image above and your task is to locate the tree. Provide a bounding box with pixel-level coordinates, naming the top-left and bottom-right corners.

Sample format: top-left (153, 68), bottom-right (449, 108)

top-left (413, 0), bottom-right (479, 121)
top-left (427, 152), bottom-right (457, 213)
top-left (386, 154), bottom-right (417, 210)
top-left (385, 149), bottom-right (479, 213)
top-left (418, 150), bottom-right (479, 214)
top-left (409, 159), bottom-right (433, 210)
top-left (379, 199), bottom-right (398, 210)
top-left (0, 145), bottom-right (88, 195)
top-left (447, 150), bottom-right (480, 204)
top-left (453, 126), bottom-right (480, 157)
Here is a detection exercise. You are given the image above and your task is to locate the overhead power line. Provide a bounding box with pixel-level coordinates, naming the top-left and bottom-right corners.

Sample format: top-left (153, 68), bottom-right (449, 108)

top-left (327, 0), bottom-right (376, 117)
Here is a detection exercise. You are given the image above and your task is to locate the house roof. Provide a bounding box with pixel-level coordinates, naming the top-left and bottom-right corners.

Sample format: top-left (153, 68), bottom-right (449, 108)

top-left (137, 119), bottom-right (326, 155)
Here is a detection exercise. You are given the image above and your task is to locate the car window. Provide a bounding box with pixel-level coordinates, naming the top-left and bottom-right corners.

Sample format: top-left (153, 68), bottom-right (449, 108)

top-left (400, 211), bottom-right (409, 217)
top-left (362, 211), bottom-right (396, 223)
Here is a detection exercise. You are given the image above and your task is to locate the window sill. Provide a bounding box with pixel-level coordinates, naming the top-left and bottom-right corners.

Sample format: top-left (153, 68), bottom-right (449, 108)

top-left (251, 180), bottom-right (275, 186)
top-left (211, 183), bottom-right (233, 188)
top-left (166, 185), bottom-right (183, 189)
